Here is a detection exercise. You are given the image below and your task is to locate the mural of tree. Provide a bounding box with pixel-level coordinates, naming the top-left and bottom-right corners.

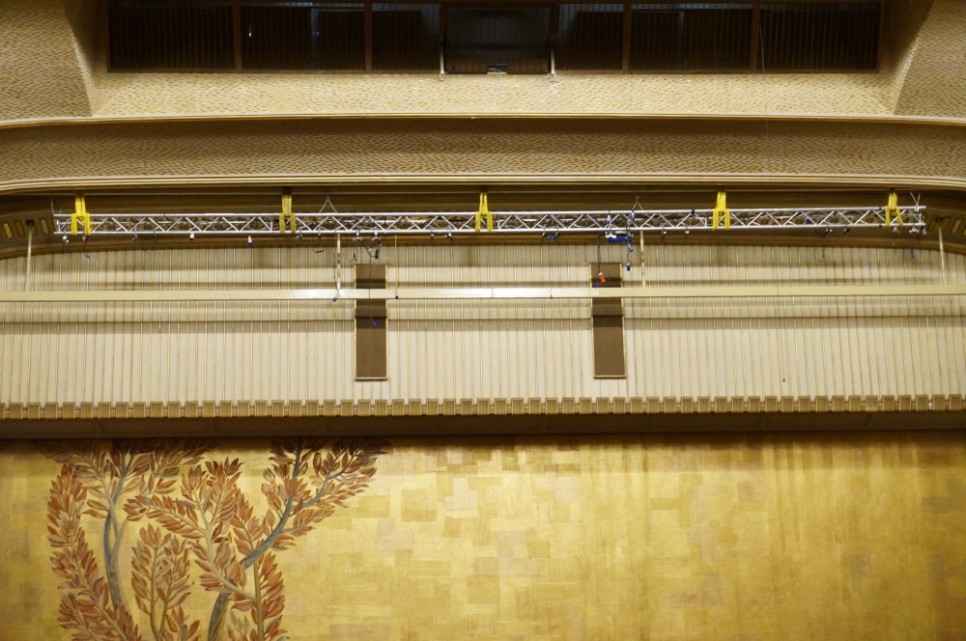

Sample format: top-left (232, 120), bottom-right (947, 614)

top-left (46, 439), bottom-right (387, 641)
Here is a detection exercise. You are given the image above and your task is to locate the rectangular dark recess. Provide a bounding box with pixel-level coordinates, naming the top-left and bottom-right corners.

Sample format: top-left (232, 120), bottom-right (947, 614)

top-left (372, 4), bottom-right (440, 71)
top-left (760, 2), bottom-right (880, 71)
top-left (592, 263), bottom-right (626, 379)
top-left (241, 2), bottom-right (366, 70)
top-left (630, 2), bottom-right (753, 71)
top-left (445, 7), bottom-right (551, 74)
top-left (108, 0), bottom-right (234, 70)
top-left (107, 0), bottom-right (882, 73)
top-left (356, 264), bottom-right (388, 381)
top-left (556, 4), bottom-right (624, 71)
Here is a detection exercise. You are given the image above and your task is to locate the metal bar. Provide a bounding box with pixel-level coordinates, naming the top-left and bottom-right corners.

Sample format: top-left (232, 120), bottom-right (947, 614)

top-left (2, 285), bottom-right (963, 303)
top-left (54, 205), bottom-right (928, 237)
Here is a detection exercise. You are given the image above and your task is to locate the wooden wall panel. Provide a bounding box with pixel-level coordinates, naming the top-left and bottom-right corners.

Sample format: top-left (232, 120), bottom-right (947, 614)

top-left (0, 244), bottom-right (963, 411)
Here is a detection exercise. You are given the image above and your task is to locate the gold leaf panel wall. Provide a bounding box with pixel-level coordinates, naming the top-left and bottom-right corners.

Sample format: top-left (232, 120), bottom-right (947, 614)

top-left (1, 433), bottom-right (964, 641)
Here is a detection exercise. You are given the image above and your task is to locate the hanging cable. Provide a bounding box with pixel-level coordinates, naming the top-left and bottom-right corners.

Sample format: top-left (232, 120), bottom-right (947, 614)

top-left (24, 221), bottom-right (34, 291)
top-left (596, 242), bottom-right (606, 285)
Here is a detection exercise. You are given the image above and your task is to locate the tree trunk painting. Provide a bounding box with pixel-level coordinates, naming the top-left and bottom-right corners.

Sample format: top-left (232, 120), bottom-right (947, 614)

top-left (45, 439), bottom-right (387, 641)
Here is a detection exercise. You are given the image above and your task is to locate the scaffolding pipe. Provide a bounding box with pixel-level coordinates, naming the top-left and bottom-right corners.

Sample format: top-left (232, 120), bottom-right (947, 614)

top-left (1, 284), bottom-right (963, 303)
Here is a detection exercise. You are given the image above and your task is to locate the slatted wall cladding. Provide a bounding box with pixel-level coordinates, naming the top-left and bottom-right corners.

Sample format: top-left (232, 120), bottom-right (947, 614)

top-left (556, 4), bottom-right (624, 71)
top-left (629, 3), bottom-right (752, 71)
top-left (109, 0), bottom-right (234, 71)
top-left (106, 0), bottom-right (882, 73)
top-left (241, 3), bottom-right (366, 70)
top-left (373, 4), bottom-right (441, 71)
top-left (0, 245), bottom-right (962, 411)
top-left (760, 3), bottom-right (881, 71)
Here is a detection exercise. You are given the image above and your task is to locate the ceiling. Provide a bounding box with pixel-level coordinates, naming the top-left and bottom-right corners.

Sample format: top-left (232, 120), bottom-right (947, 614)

top-left (0, 0), bottom-right (963, 257)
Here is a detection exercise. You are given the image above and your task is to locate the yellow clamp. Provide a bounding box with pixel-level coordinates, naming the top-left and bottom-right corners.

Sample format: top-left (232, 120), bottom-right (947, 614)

top-left (71, 193), bottom-right (92, 236)
top-left (280, 190), bottom-right (296, 233)
top-left (884, 190), bottom-right (902, 227)
top-left (475, 191), bottom-right (494, 233)
top-left (711, 191), bottom-right (730, 230)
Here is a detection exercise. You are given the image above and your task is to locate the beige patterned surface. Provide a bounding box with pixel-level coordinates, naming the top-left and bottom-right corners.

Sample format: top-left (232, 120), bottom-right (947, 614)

top-left (61, 0), bottom-right (102, 111)
top-left (87, 72), bottom-right (898, 119)
top-left (0, 0), bottom-right (961, 123)
top-left (1, 433), bottom-right (965, 640)
top-left (0, 0), bottom-right (91, 120)
top-left (1, 118), bottom-right (965, 190)
top-left (895, 0), bottom-right (966, 118)
top-left (36, 0), bottom-right (956, 120)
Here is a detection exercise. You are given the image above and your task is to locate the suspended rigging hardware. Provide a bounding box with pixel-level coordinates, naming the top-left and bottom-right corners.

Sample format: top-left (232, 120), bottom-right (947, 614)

top-left (55, 205), bottom-right (927, 238)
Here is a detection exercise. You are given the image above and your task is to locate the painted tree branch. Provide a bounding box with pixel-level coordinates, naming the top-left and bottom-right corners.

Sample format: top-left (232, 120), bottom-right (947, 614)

top-left (205, 440), bottom-right (385, 641)
top-left (48, 466), bottom-right (143, 641)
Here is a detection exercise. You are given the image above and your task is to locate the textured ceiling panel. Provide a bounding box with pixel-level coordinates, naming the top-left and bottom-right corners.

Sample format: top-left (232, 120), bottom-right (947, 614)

top-left (0, 0), bottom-right (92, 120)
top-left (0, 119), bottom-right (963, 191)
top-left (87, 71), bottom-right (896, 119)
top-left (895, 0), bottom-right (966, 118)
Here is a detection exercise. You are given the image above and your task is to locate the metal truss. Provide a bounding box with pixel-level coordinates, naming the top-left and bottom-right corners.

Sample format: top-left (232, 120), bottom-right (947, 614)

top-left (54, 206), bottom-right (927, 238)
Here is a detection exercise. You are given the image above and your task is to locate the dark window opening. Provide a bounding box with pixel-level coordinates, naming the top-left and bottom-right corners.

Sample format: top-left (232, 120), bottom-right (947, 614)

top-left (760, 3), bottom-right (881, 71)
top-left (630, 3), bottom-right (752, 71)
top-left (556, 4), bottom-right (623, 71)
top-left (373, 4), bottom-right (440, 71)
top-left (106, 0), bottom-right (882, 74)
top-left (108, 0), bottom-right (234, 70)
top-left (445, 7), bottom-right (551, 74)
top-left (241, 2), bottom-right (365, 70)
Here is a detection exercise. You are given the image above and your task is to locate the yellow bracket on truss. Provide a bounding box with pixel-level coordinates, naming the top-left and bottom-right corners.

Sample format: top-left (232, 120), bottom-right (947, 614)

top-left (71, 194), bottom-right (91, 236)
top-left (884, 190), bottom-right (902, 227)
top-left (280, 190), bottom-right (296, 233)
top-left (475, 191), bottom-right (494, 233)
top-left (711, 191), bottom-right (730, 230)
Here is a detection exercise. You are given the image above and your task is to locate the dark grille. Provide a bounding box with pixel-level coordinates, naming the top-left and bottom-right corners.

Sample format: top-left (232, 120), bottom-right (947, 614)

top-left (630, 3), bottom-right (752, 71)
top-left (372, 4), bottom-right (440, 71)
top-left (760, 3), bottom-right (881, 71)
top-left (241, 3), bottom-right (365, 70)
top-left (106, 0), bottom-right (883, 74)
top-left (445, 7), bottom-right (551, 74)
top-left (108, 0), bottom-right (234, 70)
top-left (556, 4), bottom-right (624, 71)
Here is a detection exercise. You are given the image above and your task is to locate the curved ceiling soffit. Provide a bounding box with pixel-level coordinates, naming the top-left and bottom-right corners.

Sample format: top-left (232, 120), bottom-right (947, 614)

top-left (894, 0), bottom-right (966, 119)
top-left (0, 0), bottom-right (92, 121)
top-left (0, 118), bottom-right (965, 194)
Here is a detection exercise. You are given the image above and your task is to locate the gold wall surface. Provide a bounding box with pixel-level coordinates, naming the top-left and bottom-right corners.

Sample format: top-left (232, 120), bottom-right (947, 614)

top-left (1, 432), bottom-right (964, 641)
top-left (1, 244), bottom-right (963, 413)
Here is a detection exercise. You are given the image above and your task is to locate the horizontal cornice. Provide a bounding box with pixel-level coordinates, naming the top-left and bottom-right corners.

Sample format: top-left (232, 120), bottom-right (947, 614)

top-left (2, 111), bottom-right (966, 133)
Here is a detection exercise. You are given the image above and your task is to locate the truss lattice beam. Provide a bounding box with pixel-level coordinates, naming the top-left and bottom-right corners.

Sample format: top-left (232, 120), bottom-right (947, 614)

top-left (54, 206), bottom-right (927, 238)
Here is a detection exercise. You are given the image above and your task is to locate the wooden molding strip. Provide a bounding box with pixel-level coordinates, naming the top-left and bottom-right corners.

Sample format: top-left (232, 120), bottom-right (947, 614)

top-left (1, 395), bottom-right (962, 426)
top-left (2, 112), bottom-right (965, 134)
